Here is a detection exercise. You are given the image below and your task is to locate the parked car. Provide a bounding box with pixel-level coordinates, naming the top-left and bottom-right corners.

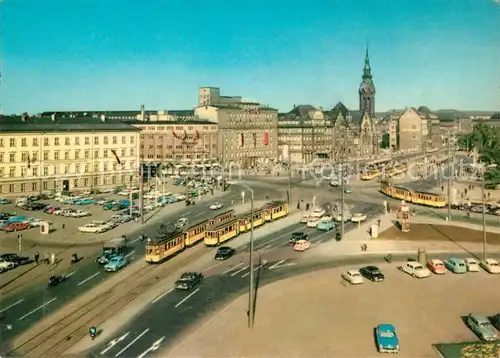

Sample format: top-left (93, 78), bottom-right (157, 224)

top-left (444, 258), bottom-right (467, 274)
top-left (427, 259), bottom-right (447, 274)
top-left (289, 232), bottom-right (308, 244)
top-left (0, 258), bottom-right (16, 273)
top-left (293, 239), bottom-right (311, 252)
top-left (78, 223), bottom-right (107, 233)
top-left (375, 324), bottom-right (400, 353)
top-left (299, 216), bottom-right (310, 224)
top-left (316, 219), bottom-right (335, 231)
top-left (75, 198), bottom-right (95, 205)
top-left (2, 222), bottom-right (30, 232)
top-left (359, 266), bottom-right (385, 282)
top-left (306, 218), bottom-right (320, 228)
top-left (311, 208), bottom-right (325, 218)
top-left (110, 214), bottom-right (132, 223)
top-left (480, 258), bottom-right (500, 274)
top-left (175, 272), bottom-right (203, 290)
top-left (466, 313), bottom-right (498, 341)
top-left (0, 198), bottom-right (11, 205)
top-left (341, 270), bottom-right (364, 285)
top-left (70, 210), bottom-right (90, 218)
top-left (465, 258), bottom-right (480, 272)
top-left (343, 187), bottom-right (353, 194)
top-left (335, 213), bottom-right (352, 222)
top-left (351, 213), bottom-right (367, 223)
top-left (399, 261), bottom-right (431, 278)
top-left (0, 253), bottom-right (31, 266)
top-left (104, 255), bottom-right (127, 272)
top-left (214, 246), bottom-right (236, 260)
top-left (209, 202), bottom-right (223, 210)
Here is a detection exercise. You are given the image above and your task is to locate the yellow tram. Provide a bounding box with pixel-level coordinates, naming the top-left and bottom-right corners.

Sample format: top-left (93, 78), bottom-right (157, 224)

top-left (379, 181), bottom-right (447, 208)
top-left (361, 170), bottom-right (382, 181)
top-left (238, 208), bottom-right (266, 233)
top-left (204, 218), bottom-right (240, 246)
top-left (145, 230), bottom-right (185, 264)
top-left (184, 219), bottom-right (208, 246)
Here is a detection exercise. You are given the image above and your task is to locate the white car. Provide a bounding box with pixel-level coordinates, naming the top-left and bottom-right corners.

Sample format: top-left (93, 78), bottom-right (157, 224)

top-left (95, 198), bottom-right (110, 205)
top-left (320, 215), bottom-right (333, 222)
top-left (335, 213), bottom-right (352, 222)
top-left (210, 203), bottom-right (223, 210)
top-left (0, 258), bottom-right (16, 273)
top-left (307, 218), bottom-right (320, 228)
top-left (341, 270), bottom-right (364, 285)
top-left (399, 261), bottom-right (431, 278)
top-left (62, 209), bottom-right (75, 217)
top-left (173, 194), bottom-right (186, 200)
top-left (351, 213), bottom-right (367, 223)
top-left (311, 208), bottom-right (325, 218)
top-left (465, 258), bottom-right (480, 272)
top-left (143, 204), bottom-right (156, 211)
top-left (70, 210), bottom-right (90, 218)
top-left (77, 223), bottom-right (107, 233)
top-left (480, 258), bottom-right (500, 274)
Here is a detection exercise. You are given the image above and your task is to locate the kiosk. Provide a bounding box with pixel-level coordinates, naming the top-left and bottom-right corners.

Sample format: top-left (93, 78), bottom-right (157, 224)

top-left (398, 201), bottom-right (410, 232)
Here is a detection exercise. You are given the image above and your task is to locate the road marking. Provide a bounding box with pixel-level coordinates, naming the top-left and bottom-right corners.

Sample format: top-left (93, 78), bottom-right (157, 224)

top-left (195, 212), bottom-right (204, 217)
top-left (115, 328), bottom-right (150, 356)
top-left (258, 244), bottom-right (272, 251)
top-left (19, 297), bottom-right (57, 321)
top-left (202, 262), bottom-right (222, 273)
top-left (269, 260), bottom-right (286, 270)
top-left (65, 271), bottom-right (77, 278)
top-left (151, 288), bottom-right (174, 304)
top-left (230, 266), bottom-right (248, 276)
top-left (137, 336), bottom-right (165, 358)
top-left (175, 288), bottom-right (200, 308)
top-left (131, 237), bottom-right (141, 244)
top-left (100, 332), bottom-right (130, 355)
top-left (241, 264), bottom-right (263, 278)
top-left (222, 262), bottom-right (243, 274)
top-left (184, 212), bottom-right (191, 216)
top-left (0, 299), bottom-right (24, 314)
top-left (77, 272), bottom-right (100, 286)
top-left (125, 250), bottom-right (135, 259)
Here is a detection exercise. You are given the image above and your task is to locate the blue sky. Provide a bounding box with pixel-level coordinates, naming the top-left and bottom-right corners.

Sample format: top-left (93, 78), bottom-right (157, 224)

top-left (2, 0), bottom-right (499, 114)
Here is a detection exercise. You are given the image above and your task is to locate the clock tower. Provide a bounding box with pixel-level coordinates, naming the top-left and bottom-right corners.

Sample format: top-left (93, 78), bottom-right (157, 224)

top-left (359, 45), bottom-right (376, 116)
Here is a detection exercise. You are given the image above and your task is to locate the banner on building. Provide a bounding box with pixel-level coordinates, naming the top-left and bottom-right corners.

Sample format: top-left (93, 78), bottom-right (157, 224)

top-left (239, 133), bottom-right (244, 147)
top-left (264, 132), bottom-right (269, 145)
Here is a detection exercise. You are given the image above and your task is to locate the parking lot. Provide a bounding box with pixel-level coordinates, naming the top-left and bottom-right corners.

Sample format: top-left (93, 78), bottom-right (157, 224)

top-left (164, 263), bottom-right (500, 357)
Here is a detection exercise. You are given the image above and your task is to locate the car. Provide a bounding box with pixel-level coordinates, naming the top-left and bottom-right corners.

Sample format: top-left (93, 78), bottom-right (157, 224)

top-left (24, 202), bottom-right (48, 211)
top-left (341, 270), bottom-right (363, 284)
top-left (110, 214), bottom-right (132, 223)
top-left (175, 272), bottom-right (203, 290)
top-left (293, 239), bottom-right (311, 252)
top-left (465, 258), bottom-right (480, 272)
top-left (443, 258), bottom-right (467, 274)
top-left (209, 202), bottom-right (223, 210)
top-left (214, 246), bottom-right (236, 260)
top-left (466, 313), bottom-right (498, 342)
top-left (0, 253), bottom-right (31, 266)
top-left (2, 222), bottom-right (30, 232)
top-left (289, 232), bottom-right (308, 244)
top-left (334, 213), bottom-right (352, 222)
top-left (316, 219), bottom-right (335, 231)
top-left (0, 198), bottom-right (11, 205)
top-left (491, 314), bottom-right (500, 331)
top-left (350, 213), bottom-right (367, 223)
top-left (359, 266), bottom-right (385, 282)
top-left (104, 255), bottom-right (127, 272)
top-left (0, 258), bottom-right (16, 272)
top-left (299, 216), bottom-right (310, 224)
top-left (70, 210), bottom-right (90, 218)
top-left (375, 324), bottom-right (400, 353)
top-left (75, 198), bottom-right (95, 205)
top-left (329, 180), bottom-right (340, 187)
top-left (480, 258), bottom-right (500, 274)
top-left (427, 259), bottom-right (447, 274)
top-left (311, 208), bottom-right (325, 218)
top-left (77, 223), bottom-right (107, 233)
top-left (306, 218), bottom-right (320, 228)
top-left (399, 261), bottom-right (431, 278)
top-left (343, 187), bottom-right (353, 194)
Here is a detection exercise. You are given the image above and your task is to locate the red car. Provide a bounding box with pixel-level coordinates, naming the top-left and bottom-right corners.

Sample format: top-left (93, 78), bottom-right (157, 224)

top-left (2, 222), bottom-right (30, 232)
top-left (427, 259), bottom-right (446, 274)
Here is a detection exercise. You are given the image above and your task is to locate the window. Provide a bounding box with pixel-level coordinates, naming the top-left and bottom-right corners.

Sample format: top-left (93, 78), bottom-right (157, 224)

top-left (130, 136), bottom-right (135, 144)
top-left (75, 137), bottom-right (80, 145)
top-left (32, 138), bottom-right (39, 146)
top-left (94, 163), bottom-right (99, 173)
top-left (84, 150), bottom-right (90, 159)
top-left (54, 166), bottom-right (59, 175)
top-left (130, 149), bottom-right (134, 156)
top-left (43, 166), bottom-right (49, 176)
top-left (121, 136), bottom-right (126, 144)
top-left (94, 137), bottom-right (99, 145)
top-left (9, 138), bottom-right (15, 147)
top-left (85, 137), bottom-right (90, 145)
top-left (32, 182), bottom-right (37, 191)
top-left (84, 164), bottom-right (89, 173)
top-left (103, 163), bottom-right (108, 171)
top-left (42, 181), bottom-right (48, 190)
top-left (9, 184), bottom-right (14, 192)
top-left (21, 167), bottom-right (26, 177)
top-left (42, 151), bottom-right (49, 160)
top-left (104, 137), bottom-right (109, 145)
top-left (44, 138), bottom-right (49, 146)
top-left (21, 152), bottom-right (27, 161)
top-left (112, 136), bottom-right (117, 144)
top-left (21, 138), bottom-right (27, 147)
top-left (75, 164), bottom-right (80, 173)
top-left (0, 138), bottom-right (3, 147)
top-left (64, 165), bottom-right (70, 174)
top-left (54, 151), bottom-right (60, 160)
top-left (9, 153), bottom-right (15, 162)
top-left (32, 166), bottom-right (38, 176)
top-left (94, 150), bottom-right (99, 158)
top-left (121, 148), bottom-right (126, 157)
top-left (65, 137), bottom-right (70, 145)
top-left (54, 137), bottom-right (60, 146)
top-left (103, 149), bottom-right (108, 158)
top-left (412, 133), bottom-right (417, 139)
top-left (0, 153), bottom-right (3, 163)
top-left (74, 150), bottom-right (80, 159)
top-left (32, 152), bottom-right (38, 161)
top-left (65, 151), bottom-right (70, 160)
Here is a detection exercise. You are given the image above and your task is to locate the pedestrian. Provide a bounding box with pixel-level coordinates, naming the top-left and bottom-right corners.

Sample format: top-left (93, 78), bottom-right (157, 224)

top-left (34, 252), bottom-right (40, 265)
top-left (50, 252), bottom-right (56, 265)
top-left (62, 223), bottom-right (65, 229)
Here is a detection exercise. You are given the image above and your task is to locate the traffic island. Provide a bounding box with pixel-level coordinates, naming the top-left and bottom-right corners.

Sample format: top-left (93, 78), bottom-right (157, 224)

top-left (433, 341), bottom-right (500, 358)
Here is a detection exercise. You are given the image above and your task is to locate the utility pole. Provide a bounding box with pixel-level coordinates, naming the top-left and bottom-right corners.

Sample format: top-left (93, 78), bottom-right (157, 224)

top-left (481, 165), bottom-right (487, 260)
top-left (288, 150), bottom-right (292, 204)
top-left (447, 130), bottom-right (452, 221)
top-left (140, 164), bottom-right (145, 224)
top-left (340, 120), bottom-right (348, 239)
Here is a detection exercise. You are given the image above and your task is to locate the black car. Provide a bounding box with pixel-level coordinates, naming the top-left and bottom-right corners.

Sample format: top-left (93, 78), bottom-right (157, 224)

top-left (359, 266), bottom-right (385, 282)
top-left (24, 202), bottom-right (48, 211)
top-left (175, 272), bottom-right (203, 290)
top-left (214, 246), bottom-right (236, 260)
top-left (0, 253), bottom-right (31, 266)
top-left (289, 232), bottom-right (308, 244)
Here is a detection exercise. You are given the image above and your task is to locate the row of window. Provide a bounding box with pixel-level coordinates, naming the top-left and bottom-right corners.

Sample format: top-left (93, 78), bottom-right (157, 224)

top-left (0, 161), bottom-right (137, 178)
top-left (140, 144), bottom-right (217, 150)
top-left (143, 154), bottom-right (216, 160)
top-left (141, 125), bottom-right (215, 131)
top-left (0, 148), bottom-right (136, 163)
top-left (0, 135), bottom-right (137, 148)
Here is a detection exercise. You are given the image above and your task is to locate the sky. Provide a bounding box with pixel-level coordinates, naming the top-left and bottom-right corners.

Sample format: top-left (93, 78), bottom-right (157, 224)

top-left (1, 0), bottom-right (499, 114)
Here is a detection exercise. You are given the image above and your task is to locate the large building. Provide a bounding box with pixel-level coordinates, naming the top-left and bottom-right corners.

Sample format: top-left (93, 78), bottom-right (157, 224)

top-left (195, 87), bottom-right (278, 168)
top-left (0, 114), bottom-right (140, 195)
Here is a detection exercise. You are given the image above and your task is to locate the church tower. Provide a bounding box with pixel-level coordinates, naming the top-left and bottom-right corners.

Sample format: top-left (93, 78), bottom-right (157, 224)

top-left (358, 45), bottom-right (376, 116)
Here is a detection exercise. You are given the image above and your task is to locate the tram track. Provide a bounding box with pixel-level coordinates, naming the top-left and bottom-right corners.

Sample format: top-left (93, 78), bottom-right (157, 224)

top-left (7, 245), bottom-right (208, 358)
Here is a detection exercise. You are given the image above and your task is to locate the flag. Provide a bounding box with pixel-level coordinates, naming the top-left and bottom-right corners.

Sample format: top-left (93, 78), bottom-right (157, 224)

top-left (110, 149), bottom-right (121, 164)
top-left (194, 130), bottom-right (199, 141)
top-left (27, 155), bottom-right (31, 169)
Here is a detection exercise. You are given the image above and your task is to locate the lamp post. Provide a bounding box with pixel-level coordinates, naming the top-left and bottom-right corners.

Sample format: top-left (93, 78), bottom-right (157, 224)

top-left (446, 130), bottom-right (454, 221)
top-left (481, 166), bottom-right (487, 260)
top-left (238, 183), bottom-right (255, 328)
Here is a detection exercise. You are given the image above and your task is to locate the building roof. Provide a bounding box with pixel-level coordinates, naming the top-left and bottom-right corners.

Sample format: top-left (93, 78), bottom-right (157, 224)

top-left (0, 115), bottom-right (140, 133)
top-left (208, 104), bottom-right (278, 112)
top-left (124, 119), bottom-right (218, 126)
top-left (287, 105), bottom-right (317, 118)
top-left (40, 109), bottom-right (196, 118)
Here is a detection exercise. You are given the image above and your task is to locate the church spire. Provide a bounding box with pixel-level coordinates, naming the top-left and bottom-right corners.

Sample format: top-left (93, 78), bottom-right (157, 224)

top-left (363, 42), bottom-right (372, 79)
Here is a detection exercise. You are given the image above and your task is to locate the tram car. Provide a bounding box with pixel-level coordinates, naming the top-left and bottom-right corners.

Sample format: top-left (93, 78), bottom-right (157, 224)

top-left (145, 200), bottom-right (289, 263)
top-left (379, 181), bottom-right (446, 208)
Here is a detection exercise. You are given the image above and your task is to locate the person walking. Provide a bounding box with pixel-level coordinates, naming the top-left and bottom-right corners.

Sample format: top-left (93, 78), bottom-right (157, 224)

top-left (34, 252), bottom-right (40, 265)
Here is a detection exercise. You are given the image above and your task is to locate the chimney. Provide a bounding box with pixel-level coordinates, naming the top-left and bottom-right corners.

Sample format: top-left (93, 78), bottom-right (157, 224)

top-left (100, 114), bottom-right (106, 122)
top-left (141, 104), bottom-right (145, 120)
top-left (51, 113), bottom-right (56, 121)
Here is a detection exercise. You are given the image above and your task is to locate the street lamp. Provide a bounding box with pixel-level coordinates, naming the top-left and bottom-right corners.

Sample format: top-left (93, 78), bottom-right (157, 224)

top-left (238, 183), bottom-right (255, 328)
top-left (479, 163), bottom-right (495, 260)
